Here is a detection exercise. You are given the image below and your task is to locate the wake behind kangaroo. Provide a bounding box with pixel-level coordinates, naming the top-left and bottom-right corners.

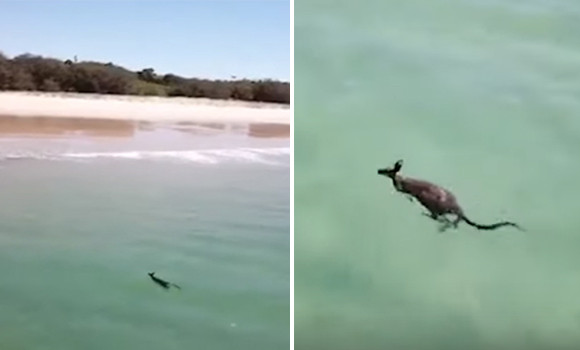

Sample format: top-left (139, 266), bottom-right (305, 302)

top-left (148, 272), bottom-right (181, 291)
top-left (377, 160), bottom-right (524, 232)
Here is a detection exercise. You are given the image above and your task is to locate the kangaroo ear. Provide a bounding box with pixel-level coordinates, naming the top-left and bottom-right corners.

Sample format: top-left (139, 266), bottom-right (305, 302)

top-left (394, 159), bottom-right (403, 171)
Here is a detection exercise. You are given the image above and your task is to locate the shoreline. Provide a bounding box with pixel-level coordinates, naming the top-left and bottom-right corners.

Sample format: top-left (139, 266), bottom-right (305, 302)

top-left (0, 91), bottom-right (290, 109)
top-left (0, 114), bottom-right (290, 165)
top-left (0, 91), bottom-right (291, 125)
top-left (0, 115), bottom-right (290, 139)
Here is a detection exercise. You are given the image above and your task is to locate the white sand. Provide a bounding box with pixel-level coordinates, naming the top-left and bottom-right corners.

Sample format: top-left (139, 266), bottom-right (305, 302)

top-left (0, 92), bottom-right (290, 124)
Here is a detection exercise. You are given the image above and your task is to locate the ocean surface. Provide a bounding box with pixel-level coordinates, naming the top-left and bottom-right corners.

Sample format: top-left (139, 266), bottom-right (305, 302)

top-left (295, 1), bottom-right (580, 349)
top-left (0, 124), bottom-right (290, 350)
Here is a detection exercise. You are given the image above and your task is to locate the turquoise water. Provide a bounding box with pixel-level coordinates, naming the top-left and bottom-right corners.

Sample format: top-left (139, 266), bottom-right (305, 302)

top-left (0, 130), bottom-right (290, 349)
top-left (295, 1), bottom-right (580, 349)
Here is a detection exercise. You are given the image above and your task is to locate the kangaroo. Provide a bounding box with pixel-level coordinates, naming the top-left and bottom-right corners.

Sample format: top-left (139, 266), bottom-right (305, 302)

top-left (377, 160), bottom-right (524, 232)
top-left (147, 272), bottom-right (181, 290)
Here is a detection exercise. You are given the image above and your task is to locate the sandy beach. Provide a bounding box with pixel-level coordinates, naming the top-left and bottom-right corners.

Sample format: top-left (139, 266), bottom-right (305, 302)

top-left (0, 91), bottom-right (290, 139)
top-left (0, 91), bottom-right (290, 124)
top-left (0, 91), bottom-right (290, 165)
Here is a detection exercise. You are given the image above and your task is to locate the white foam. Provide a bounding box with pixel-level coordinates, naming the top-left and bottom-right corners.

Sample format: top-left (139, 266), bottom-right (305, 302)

top-left (0, 147), bottom-right (290, 166)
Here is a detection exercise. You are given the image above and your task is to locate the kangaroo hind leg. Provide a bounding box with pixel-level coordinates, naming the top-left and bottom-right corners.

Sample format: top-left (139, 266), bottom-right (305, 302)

top-left (437, 216), bottom-right (455, 232)
top-left (421, 211), bottom-right (439, 221)
top-left (451, 214), bottom-right (462, 228)
top-left (421, 211), bottom-right (454, 232)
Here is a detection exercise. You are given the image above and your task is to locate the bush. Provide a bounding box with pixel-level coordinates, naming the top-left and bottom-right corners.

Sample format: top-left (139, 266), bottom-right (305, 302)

top-left (40, 78), bottom-right (60, 92)
top-left (9, 69), bottom-right (36, 90)
top-left (0, 51), bottom-right (290, 104)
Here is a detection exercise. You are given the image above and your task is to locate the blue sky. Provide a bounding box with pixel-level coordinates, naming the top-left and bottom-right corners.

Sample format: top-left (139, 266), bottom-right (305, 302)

top-left (0, 0), bottom-right (290, 81)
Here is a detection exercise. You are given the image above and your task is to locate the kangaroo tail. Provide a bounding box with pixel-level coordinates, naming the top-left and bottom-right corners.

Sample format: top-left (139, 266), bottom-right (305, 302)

top-left (462, 215), bottom-right (524, 231)
top-left (171, 283), bottom-right (182, 290)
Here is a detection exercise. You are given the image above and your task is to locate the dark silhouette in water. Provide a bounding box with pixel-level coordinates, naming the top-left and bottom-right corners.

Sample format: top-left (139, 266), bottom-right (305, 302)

top-left (377, 159), bottom-right (524, 232)
top-left (148, 272), bottom-right (181, 290)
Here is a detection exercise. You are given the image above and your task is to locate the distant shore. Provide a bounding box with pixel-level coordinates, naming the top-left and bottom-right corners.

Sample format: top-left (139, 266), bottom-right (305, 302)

top-left (0, 91), bottom-right (291, 124)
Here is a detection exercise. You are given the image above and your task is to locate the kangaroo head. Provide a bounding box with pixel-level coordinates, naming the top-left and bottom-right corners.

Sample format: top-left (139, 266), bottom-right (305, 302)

top-left (378, 159), bottom-right (405, 191)
top-left (377, 159), bottom-right (403, 179)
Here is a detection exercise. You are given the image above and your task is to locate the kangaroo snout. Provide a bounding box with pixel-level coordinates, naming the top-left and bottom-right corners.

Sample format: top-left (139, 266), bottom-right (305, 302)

top-left (377, 160), bottom-right (403, 179)
top-left (377, 168), bottom-right (394, 179)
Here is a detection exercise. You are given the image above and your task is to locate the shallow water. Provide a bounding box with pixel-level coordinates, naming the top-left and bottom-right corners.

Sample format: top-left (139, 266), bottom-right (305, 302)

top-left (295, 1), bottom-right (580, 349)
top-left (0, 126), bottom-right (290, 349)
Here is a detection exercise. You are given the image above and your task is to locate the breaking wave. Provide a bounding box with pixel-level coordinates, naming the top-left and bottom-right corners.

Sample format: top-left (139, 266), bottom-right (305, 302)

top-left (0, 147), bottom-right (290, 166)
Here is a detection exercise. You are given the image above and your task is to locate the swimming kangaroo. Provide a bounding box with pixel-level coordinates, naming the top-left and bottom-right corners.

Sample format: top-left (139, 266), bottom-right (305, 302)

top-left (377, 160), bottom-right (524, 232)
top-left (147, 272), bottom-right (181, 290)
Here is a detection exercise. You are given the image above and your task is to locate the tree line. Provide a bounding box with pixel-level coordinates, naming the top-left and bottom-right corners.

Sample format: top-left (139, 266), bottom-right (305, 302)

top-left (0, 52), bottom-right (289, 104)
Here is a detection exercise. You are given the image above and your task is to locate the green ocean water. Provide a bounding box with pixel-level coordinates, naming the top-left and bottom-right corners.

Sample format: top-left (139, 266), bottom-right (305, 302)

top-left (295, 1), bottom-right (580, 349)
top-left (0, 134), bottom-right (290, 349)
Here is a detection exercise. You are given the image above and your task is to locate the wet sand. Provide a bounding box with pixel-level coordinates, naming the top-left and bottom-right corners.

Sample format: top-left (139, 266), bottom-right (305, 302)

top-left (0, 117), bottom-right (289, 166)
top-left (0, 115), bottom-right (290, 139)
top-left (0, 92), bottom-right (289, 166)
